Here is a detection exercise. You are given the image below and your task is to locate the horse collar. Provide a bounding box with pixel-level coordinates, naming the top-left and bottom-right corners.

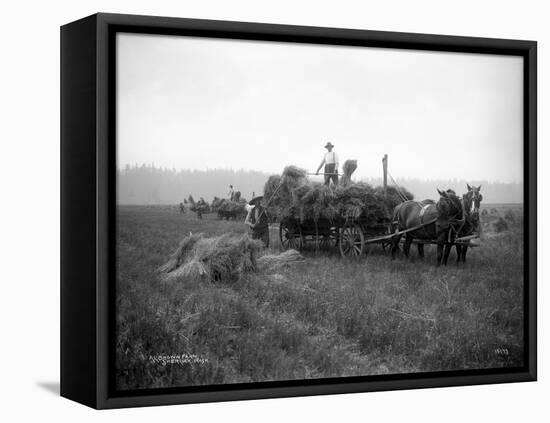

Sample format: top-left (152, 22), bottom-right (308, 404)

top-left (419, 204), bottom-right (431, 223)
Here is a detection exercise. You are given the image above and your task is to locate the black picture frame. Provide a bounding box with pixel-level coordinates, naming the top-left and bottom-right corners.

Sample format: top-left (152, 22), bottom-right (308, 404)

top-left (60, 12), bottom-right (537, 409)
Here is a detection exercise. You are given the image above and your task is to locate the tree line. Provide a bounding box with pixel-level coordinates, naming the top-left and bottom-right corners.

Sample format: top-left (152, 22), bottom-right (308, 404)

top-left (117, 164), bottom-right (523, 205)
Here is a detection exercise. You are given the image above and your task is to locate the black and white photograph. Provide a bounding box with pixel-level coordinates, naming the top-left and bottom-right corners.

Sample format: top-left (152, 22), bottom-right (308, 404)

top-left (114, 31), bottom-right (527, 391)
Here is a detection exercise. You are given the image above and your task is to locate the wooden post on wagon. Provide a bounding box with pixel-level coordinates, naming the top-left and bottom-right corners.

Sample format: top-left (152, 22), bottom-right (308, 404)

top-left (382, 154), bottom-right (388, 197)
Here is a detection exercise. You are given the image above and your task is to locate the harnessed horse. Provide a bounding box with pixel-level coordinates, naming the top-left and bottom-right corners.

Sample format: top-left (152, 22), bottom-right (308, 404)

top-left (390, 189), bottom-right (464, 266)
top-left (455, 184), bottom-right (483, 263)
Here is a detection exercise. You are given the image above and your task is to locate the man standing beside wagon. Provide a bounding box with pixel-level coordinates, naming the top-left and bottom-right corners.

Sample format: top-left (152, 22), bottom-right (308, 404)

top-left (244, 196), bottom-right (270, 248)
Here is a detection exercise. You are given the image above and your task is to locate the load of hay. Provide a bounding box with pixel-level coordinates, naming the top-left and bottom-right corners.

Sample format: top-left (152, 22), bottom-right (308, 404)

top-left (188, 195), bottom-right (210, 214)
top-left (263, 161), bottom-right (413, 225)
top-left (210, 196), bottom-right (225, 212)
top-left (217, 200), bottom-right (246, 220)
top-left (159, 233), bottom-right (263, 283)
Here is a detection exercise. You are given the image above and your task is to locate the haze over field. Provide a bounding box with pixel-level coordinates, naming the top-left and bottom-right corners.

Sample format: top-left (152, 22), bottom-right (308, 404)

top-left (117, 165), bottom-right (523, 205)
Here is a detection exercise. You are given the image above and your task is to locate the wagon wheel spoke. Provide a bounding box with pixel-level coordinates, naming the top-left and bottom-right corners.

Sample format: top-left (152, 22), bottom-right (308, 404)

top-left (279, 219), bottom-right (303, 251)
top-left (339, 223), bottom-right (365, 258)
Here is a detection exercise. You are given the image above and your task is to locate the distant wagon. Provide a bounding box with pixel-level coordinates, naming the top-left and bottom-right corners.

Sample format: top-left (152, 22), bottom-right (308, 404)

top-left (211, 197), bottom-right (247, 220)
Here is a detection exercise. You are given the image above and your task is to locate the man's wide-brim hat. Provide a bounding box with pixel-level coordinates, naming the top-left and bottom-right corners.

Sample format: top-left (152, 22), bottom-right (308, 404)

top-left (249, 196), bottom-right (263, 206)
top-left (324, 142), bottom-right (334, 149)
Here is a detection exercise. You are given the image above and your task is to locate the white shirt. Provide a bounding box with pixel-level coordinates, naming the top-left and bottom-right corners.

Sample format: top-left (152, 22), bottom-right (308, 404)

top-left (323, 151), bottom-right (338, 165)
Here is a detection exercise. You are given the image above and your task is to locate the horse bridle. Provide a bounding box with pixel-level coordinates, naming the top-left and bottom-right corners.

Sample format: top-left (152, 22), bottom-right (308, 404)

top-left (466, 189), bottom-right (482, 213)
top-left (461, 191), bottom-right (482, 235)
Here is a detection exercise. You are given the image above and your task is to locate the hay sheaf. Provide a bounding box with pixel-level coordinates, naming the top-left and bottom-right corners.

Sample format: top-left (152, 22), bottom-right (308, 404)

top-left (341, 159), bottom-right (358, 186)
top-left (256, 249), bottom-right (305, 272)
top-left (263, 164), bottom-right (413, 225)
top-left (160, 233), bottom-right (263, 284)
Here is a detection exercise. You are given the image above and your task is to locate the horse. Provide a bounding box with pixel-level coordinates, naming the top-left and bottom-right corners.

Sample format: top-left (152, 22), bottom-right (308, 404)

top-left (390, 189), bottom-right (464, 266)
top-left (455, 184), bottom-right (483, 263)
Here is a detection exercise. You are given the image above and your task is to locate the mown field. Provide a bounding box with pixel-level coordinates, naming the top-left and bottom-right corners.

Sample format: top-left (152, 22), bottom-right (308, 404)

top-left (116, 204), bottom-right (524, 390)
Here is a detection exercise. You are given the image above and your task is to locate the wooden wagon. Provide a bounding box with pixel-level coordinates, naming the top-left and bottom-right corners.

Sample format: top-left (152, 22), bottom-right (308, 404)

top-left (274, 155), bottom-right (480, 258)
top-left (279, 214), bottom-right (394, 258)
top-left (278, 213), bottom-right (480, 258)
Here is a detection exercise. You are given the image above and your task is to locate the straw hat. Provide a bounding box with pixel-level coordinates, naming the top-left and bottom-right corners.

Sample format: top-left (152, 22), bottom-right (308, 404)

top-left (249, 196), bottom-right (263, 206)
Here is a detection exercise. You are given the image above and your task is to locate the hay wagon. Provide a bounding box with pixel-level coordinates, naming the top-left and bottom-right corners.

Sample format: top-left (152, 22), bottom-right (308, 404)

top-left (279, 214), bottom-right (394, 258)
top-left (270, 156), bottom-right (480, 258)
top-left (279, 213), bottom-right (480, 258)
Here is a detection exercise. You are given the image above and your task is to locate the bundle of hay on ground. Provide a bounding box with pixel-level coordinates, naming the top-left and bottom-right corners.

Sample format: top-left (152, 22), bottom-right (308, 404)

top-left (263, 162), bottom-right (413, 225)
top-left (159, 233), bottom-right (263, 283)
top-left (257, 249), bottom-right (305, 272)
top-left (160, 234), bottom-right (304, 283)
top-left (493, 217), bottom-right (509, 233)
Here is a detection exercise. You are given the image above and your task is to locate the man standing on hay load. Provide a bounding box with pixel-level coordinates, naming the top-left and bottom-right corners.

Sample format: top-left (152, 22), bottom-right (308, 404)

top-left (316, 141), bottom-right (339, 186)
top-left (245, 196), bottom-right (269, 248)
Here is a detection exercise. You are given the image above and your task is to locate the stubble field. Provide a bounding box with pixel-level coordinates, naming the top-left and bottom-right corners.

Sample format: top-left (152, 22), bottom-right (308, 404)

top-left (116, 204), bottom-right (524, 390)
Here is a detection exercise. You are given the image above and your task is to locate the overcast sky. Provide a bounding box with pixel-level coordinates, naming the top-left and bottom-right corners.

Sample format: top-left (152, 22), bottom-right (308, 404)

top-left (117, 33), bottom-right (523, 183)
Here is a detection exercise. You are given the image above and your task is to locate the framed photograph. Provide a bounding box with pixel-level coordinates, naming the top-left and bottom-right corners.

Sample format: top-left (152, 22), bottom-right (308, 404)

top-left (61, 13), bottom-right (537, 409)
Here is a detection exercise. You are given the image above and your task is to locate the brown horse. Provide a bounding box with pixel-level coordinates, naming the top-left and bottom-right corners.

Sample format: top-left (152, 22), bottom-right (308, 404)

top-left (455, 184), bottom-right (483, 263)
top-left (391, 189), bottom-right (464, 266)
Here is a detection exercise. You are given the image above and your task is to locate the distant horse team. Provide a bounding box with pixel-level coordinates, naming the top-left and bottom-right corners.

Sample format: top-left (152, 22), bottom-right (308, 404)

top-left (390, 184), bottom-right (482, 265)
top-left (186, 190), bottom-right (248, 220)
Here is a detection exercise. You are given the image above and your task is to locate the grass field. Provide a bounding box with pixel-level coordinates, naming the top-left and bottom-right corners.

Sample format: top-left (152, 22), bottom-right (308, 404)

top-left (116, 205), bottom-right (524, 390)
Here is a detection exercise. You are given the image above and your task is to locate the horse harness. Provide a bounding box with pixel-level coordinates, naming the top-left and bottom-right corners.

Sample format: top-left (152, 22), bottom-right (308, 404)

top-left (415, 199), bottom-right (465, 242)
top-left (446, 199), bottom-right (466, 243)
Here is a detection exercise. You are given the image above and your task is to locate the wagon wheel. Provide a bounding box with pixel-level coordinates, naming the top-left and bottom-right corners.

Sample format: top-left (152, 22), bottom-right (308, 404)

top-left (311, 221), bottom-right (335, 251)
top-left (319, 226), bottom-right (339, 250)
top-left (339, 222), bottom-right (365, 258)
top-left (279, 219), bottom-right (303, 251)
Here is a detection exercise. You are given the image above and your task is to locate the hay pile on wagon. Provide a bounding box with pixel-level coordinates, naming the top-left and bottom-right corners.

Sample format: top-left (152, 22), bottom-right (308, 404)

top-left (263, 161), bottom-right (413, 224)
top-left (211, 197), bottom-right (247, 219)
top-left (187, 195), bottom-right (210, 214)
top-left (210, 196), bottom-right (225, 212)
top-left (218, 200), bottom-right (246, 218)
